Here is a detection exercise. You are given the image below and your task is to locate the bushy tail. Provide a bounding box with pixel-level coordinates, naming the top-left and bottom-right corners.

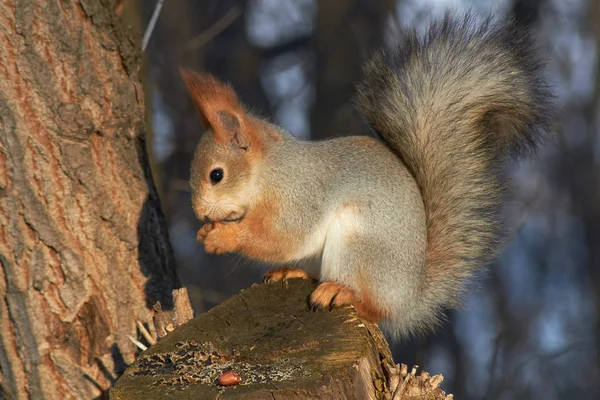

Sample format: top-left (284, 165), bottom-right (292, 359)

top-left (356, 14), bottom-right (553, 307)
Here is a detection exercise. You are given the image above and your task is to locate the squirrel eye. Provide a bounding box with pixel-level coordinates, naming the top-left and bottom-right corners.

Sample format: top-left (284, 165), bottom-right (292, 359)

top-left (209, 168), bottom-right (224, 184)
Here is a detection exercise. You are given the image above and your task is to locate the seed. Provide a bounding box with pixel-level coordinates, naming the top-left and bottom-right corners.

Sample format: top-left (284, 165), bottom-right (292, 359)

top-left (217, 370), bottom-right (241, 386)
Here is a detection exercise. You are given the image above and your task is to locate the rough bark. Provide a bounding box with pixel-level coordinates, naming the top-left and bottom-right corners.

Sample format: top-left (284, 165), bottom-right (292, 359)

top-left (111, 280), bottom-right (452, 400)
top-left (0, 1), bottom-right (191, 399)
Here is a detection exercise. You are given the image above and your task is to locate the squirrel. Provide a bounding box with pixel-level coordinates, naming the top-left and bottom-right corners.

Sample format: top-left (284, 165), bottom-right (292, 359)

top-left (180, 13), bottom-right (553, 339)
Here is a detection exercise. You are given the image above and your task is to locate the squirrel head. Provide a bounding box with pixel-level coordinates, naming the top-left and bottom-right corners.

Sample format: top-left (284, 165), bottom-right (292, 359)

top-left (181, 69), bottom-right (264, 223)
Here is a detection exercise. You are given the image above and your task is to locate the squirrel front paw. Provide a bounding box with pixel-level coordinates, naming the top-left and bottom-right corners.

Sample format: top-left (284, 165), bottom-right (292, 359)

top-left (310, 281), bottom-right (356, 311)
top-left (264, 267), bottom-right (314, 283)
top-left (197, 222), bottom-right (240, 255)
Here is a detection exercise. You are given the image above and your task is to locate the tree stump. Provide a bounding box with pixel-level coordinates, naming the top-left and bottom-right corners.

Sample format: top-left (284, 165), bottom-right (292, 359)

top-left (111, 279), bottom-right (452, 399)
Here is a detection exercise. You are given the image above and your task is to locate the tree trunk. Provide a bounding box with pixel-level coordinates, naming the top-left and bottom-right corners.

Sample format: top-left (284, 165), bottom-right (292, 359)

top-left (0, 1), bottom-right (190, 399)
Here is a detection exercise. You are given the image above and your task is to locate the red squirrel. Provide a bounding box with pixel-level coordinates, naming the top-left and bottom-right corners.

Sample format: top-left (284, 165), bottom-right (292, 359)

top-left (181, 14), bottom-right (552, 338)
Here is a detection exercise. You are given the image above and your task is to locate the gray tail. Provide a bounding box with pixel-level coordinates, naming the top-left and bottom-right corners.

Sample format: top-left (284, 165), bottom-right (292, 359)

top-left (356, 13), bottom-right (553, 308)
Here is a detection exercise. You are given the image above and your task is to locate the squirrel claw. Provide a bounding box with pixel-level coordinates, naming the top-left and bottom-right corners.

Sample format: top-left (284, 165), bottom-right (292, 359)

top-left (197, 222), bottom-right (223, 243)
top-left (197, 223), bottom-right (214, 242)
top-left (263, 267), bottom-right (313, 283)
top-left (310, 281), bottom-right (356, 311)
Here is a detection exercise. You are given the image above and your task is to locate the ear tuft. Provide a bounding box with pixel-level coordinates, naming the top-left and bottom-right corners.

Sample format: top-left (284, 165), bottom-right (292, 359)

top-left (216, 110), bottom-right (249, 150)
top-left (179, 68), bottom-right (250, 149)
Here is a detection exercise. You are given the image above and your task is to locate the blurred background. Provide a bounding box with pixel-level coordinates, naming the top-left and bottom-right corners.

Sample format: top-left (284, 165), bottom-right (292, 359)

top-left (134, 0), bottom-right (600, 398)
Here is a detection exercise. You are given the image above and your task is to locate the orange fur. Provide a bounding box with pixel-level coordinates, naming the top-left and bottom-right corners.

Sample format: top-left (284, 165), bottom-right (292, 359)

top-left (180, 69), bottom-right (244, 140)
top-left (236, 197), bottom-right (304, 262)
top-left (309, 281), bottom-right (388, 323)
top-left (310, 282), bottom-right (356, 309)
top-left (353, 271), bottom-right (390, 322)
top-left (180, 68), bottom-right (265, 153)
top-left (197, 196), bottom-right (306, 263)
top-left (263, 267), bottom-right (314, 282)
top-left (182, 70), bottom-right (297, 261)
top-left (353, 286), bottom-right (390, 323)
top-left (197, 222), bottom-right (240, 255)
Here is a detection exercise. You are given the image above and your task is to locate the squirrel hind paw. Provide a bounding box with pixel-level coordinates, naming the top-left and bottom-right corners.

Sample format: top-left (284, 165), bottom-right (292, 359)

top-left (310, 282), bottom-right (388, 323)
top-left (263, 267), bottom-right (313, 283)
top-left (310, 282), bottom-right (356, 311)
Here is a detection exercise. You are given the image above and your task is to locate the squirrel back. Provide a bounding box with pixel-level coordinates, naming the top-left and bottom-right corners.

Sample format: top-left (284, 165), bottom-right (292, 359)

top-left (356, 14), bottom-right (553, 308)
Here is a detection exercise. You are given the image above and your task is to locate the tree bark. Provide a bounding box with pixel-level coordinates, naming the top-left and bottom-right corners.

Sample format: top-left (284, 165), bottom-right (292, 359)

top-left (0, 1), bottom-right (190, 399)
top-left (111, 280), bottom-right (452, 400)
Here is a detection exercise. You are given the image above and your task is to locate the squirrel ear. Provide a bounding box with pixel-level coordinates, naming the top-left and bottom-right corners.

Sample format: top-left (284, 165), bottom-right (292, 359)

top-left (179, 68), bottom-right (250, 150)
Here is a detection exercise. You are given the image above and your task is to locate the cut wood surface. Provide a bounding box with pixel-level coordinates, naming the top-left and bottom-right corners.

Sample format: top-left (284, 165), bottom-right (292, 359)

top-left (111, 279), bottom-right (452, 399)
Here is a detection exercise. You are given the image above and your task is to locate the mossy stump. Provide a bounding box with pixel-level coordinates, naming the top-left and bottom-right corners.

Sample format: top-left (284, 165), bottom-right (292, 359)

top-left (110, 279), bottom-right (449, 399)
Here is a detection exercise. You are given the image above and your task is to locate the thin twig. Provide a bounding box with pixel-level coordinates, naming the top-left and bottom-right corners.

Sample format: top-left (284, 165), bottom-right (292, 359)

top-left (186, 6), bottom-right (242, 51)
top-left (136, 320), bottom-right (157, 346)
top-left (127, 335), bottom-right (148, 351)
top-left (142, 0), bottom-right (165, 52)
